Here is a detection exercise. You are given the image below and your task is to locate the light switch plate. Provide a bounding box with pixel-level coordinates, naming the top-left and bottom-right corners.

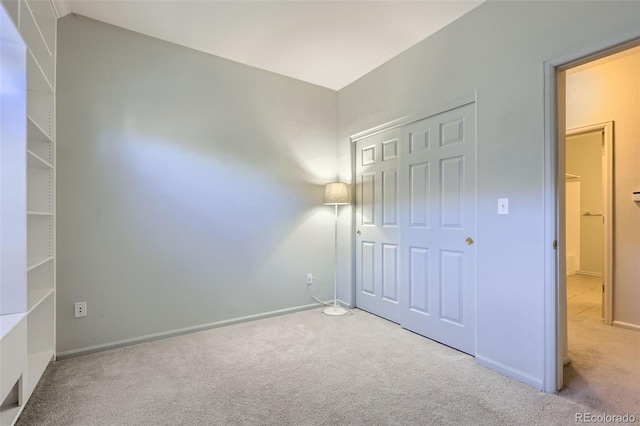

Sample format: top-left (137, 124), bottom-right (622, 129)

top-left (498, 198), bottom-right (509, 215)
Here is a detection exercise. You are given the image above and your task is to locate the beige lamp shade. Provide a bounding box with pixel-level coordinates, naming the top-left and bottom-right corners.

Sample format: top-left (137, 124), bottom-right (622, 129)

top-left (323, 182), bottom-right (350, 205)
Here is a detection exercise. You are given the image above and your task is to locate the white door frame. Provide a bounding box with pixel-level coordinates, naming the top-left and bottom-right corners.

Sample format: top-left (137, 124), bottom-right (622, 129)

top-left (543, 28), bottom-right (640, 393)
top-left (565, 122), bottom-right (614, 327)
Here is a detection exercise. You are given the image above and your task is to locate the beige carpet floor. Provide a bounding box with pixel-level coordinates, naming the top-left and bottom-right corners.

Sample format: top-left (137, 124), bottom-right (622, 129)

top-left (17, 306), bottom-right (639, 425)
top-left (561, 274), bottom-right (640, 417)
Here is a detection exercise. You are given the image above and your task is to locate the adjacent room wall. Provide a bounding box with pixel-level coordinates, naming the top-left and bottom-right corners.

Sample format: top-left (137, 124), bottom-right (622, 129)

top-left (56, 15), bottom-right (338, 354)
top-left (566, 46), bottom-right (640, 330)
top-left (337, 1), bottom-right (640, 388)
top-left (566, 132), bottom-right (604, 276)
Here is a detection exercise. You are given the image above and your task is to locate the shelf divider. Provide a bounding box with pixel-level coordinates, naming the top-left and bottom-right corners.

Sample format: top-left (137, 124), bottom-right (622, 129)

top-left (27, 288), bottom-right (54, 313)
top-left (27, 256), bottom-right (54, 272)
top-left (27, 149), bottom-right (53, 169)
top-left (27, 115), bottom-right (52, 144)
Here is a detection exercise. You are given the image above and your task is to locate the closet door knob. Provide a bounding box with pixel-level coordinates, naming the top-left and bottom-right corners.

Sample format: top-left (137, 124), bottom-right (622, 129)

top-left (466, 237), bottom-right (474, 245)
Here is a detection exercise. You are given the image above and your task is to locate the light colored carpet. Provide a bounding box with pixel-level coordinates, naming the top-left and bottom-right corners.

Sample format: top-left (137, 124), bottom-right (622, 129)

top-left (562, 274), bottom-right (640, 417)
top-left (17, 308), bottom-right (639, 425)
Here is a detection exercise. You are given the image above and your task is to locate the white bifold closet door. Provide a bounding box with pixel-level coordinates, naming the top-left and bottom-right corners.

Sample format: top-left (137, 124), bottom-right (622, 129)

top-left (355, 102), bottom-right (476, 355)
top-left (355, 128), bottom-right (402, 323)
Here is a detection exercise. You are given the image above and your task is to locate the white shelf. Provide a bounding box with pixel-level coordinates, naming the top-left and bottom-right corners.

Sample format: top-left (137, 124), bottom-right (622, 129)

top-left (26, 350), bottom-right (54, 397)
top-left (27, 288), bottom-right (53, 313)
top-left (26, 48), bottom-right (53, 94)
top-left (27, 214), bottom-right (53, 263)
top-left (0, 314), bottom-right (26, 426)
top-left (26, 52), bottom-right (54, 143)
top-left (0, 405), bottom-right (23, 426)
top-left (27, 149), bottom-right (53, 169)
top-left (1, 8), bottom-right (28, 426)
top-left (0, 313), bottom-right (26, 340)
top-left (20, 2), bottom-right (54, 89)
top-left (27, 164), bottom-right (53, 213)
top-left (26, 92), bottom-right (53, 141)
top-left (27, 256), bottom-right (54, 272)
top-left (27, 115), bottom-right (52, 144)
top-left (25, 0), bottom-right (56, 57)
top-left (2, 0), bottom-right (56, 417)
top-left (27, 294), bottom-right (54, 355)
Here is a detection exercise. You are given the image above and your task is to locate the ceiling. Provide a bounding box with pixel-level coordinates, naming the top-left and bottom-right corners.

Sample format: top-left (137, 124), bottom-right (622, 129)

top-left (56, 1), bottom-right (484, 91)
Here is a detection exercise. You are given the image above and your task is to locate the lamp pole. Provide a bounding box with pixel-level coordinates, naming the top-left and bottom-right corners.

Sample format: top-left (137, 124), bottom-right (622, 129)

top-left (323, 182), bottom-right (349, 316)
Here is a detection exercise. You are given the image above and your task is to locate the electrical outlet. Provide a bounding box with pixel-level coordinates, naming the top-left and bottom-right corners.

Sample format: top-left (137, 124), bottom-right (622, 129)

top-left (75, 302), bottom-right (87, 318)
top-left (306, 273), bottom-right (315, 285)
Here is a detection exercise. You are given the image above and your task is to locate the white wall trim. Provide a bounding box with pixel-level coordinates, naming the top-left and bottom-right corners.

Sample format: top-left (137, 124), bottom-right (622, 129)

top-left (349, 94), bottom-right (476, 142)
top-left (337, 298), bottom-right (353, 309)
top-left (543, 25), bottom-right (640, 393)
top-left (576, 271), bottom-right (603, 277)
top-left (57, 302), bottom-right (324, 360)
top-left (50, 0), bottom-right (71, 18)
top-left (476, 355), bottom-right (544, 390)
top-left (612, 321), bottom-right (640, 332)
top-left (543, 54), bottom-right (562, 394)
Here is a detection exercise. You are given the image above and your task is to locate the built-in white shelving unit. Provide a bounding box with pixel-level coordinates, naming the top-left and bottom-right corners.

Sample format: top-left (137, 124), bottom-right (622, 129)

top-left (1, 0), bottom-right (56, 424)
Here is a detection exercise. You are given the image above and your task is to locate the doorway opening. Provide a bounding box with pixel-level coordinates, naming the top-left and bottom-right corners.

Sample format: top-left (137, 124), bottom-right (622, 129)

top-left (549, 40), bottom-right (640, 401)
top-left (563, 121), bottom-right (613, 366)
top-left (565, 123), bottom-right (613, 317)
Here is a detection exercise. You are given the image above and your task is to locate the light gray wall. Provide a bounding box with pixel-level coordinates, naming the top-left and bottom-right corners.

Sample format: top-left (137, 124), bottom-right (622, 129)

top-left (337, 1), bottom-right (640, 388)
top-left (57, 15), bottom-right (338, 354)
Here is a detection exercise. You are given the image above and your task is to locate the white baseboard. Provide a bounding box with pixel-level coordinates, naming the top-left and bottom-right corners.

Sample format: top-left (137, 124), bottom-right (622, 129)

top-left (613, 320), bottom-right (640, 332)
top-left (563, 355), bottom-right (571, 366)
top-left (576, 270), bottom-right (602, 277)
top-left (57, 302), bottom-right (323, 360)
top-left (337, 298), bottom-right (353, 309)
top-left (476, 355), bottom-right (544, 391)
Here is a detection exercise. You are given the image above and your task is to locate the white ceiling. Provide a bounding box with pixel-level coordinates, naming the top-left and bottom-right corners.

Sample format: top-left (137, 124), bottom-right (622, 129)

top-left (57, 1), bottom-right (484, 90)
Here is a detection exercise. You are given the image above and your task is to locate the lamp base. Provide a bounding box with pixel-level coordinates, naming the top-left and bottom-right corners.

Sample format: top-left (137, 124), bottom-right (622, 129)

top-left (323, 305), bottom-right (347, 316)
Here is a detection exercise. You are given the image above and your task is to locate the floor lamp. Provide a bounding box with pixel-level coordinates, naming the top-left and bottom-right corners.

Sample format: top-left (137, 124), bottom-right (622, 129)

top-left (323, 182), bottom-right (350, 316)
